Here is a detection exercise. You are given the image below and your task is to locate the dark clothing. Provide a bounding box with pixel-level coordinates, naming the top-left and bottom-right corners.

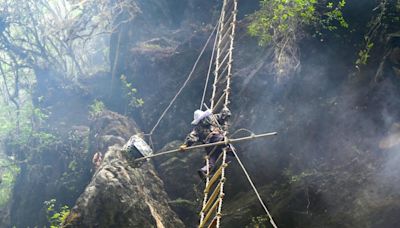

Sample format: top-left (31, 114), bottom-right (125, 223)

top-left (206, 133), bottom-right (225, 170)
top-left (183, 108), bottom-right (232, 172)
top-left (183, 108), bottom-right (231, 147)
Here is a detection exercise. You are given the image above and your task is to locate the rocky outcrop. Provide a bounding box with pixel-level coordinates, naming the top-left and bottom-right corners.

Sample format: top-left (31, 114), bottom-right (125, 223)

top-left (64, 147), bottom-right (184, 228)
top-left (64, 111), bottom-right (184, 228)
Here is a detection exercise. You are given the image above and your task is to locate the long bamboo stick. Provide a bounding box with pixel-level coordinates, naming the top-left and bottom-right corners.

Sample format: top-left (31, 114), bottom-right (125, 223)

top-left (135, 132), bottom-right (277, 161)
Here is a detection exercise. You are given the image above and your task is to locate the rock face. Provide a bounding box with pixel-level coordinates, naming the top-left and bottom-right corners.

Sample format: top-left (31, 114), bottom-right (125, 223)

top-left (64, 111), bottom-right (184, 228)
top-left (153, 140), bottom-right (205, 226)
top-left (64, 147), bottom-right (184, 228)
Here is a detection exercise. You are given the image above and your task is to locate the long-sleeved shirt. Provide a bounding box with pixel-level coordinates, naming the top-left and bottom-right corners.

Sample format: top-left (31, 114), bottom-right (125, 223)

top-left (184, 108), bottom-right (231, 146)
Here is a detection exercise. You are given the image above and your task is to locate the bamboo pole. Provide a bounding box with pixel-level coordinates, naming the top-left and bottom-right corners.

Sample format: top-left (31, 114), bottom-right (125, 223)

top-left (134, 132), bottom-right (277, 162)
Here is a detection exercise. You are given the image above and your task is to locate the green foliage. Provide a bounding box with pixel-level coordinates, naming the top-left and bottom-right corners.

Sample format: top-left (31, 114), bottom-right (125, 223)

top-left (355, 0), bottom-right (400, 69)
top-left (141, 43), bottom-right (163, 50)
top-left (322, 0), bottom-right (348, 31)
top-left (68, 160), bottom-right (78, 172)
top-left (246, 215), bottom-right (269, 228)
top-left (120, 75), bottom-right (144, 109)
top-left (0, 98), bottom-right (58, 149)
top-left (0, 0), bottom-right (133, 81)
top-left (288, 171), bottom-right (316, 183)
top-left (89, 99), bottom-right (106, 119)
top-left (0, 158), bottom-right (20, 207)
top-left (284, 169), bottom-right (317, 184)
top-left (355, 40), bottom-right (374, 66)
top-left (248, 0), bottom-right (348, 46)
top-left (44, 199), bottom-right (70, 228)
top-left (248, 0), bottom-right (348, 77)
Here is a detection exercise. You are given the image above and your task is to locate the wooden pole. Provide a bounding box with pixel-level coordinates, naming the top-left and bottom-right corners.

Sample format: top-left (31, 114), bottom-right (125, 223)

top-left (135, 132), bottom-right (277, 161)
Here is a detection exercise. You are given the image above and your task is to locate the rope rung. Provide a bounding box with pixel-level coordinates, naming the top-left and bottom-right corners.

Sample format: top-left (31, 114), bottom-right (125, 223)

top-left (222, 10), bottom-right (234, 25)
top-left (220, 37), bottom-right (231, 59)
top-left (219, 24), bottom-right (235, 48)
top-left (202, 182), bottom-right (222, 213)
top-left (219, 24), bottom-right (234, 45)
top-left (222, 1), bottom-right (235, 21)
top-left (217, 51), bottom-right (231, 72)
top-left (217, 65), bottom-right (231, 83)
top-left (200, 198), bottom-right (220, 228)
top-left (205, 163), bottom-right (228, 193)
top-left (207, 149), bottom-right (225, 174)
top-left (213, 92), bottom-right (227, 112)
top-left (207, 216), bottom-right (219, 228)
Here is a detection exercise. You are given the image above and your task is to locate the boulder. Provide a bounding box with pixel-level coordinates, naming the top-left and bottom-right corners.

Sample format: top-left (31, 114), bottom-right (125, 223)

top-left (64, 111), bottom-right (184, 228)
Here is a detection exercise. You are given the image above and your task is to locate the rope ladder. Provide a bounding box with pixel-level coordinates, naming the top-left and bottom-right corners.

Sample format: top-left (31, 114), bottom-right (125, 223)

top-left (199, 0), bottom-right (237, 227)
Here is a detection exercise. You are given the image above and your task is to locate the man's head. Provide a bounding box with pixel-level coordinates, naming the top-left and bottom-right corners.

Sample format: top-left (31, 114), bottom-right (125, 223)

top-left (191, 109), bottom-right (212, 125)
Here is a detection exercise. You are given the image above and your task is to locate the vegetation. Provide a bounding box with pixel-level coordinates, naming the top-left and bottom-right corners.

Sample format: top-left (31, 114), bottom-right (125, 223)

top-left (0, 1), bottom-right (136, 222)
top-left (246, 216), bottom-right (269, 228)
top-left (44, 199), bottom-right (70, 228)
top-left (0, 0), bottom-right (398, 227)
top-left (248, 0), bottom-right (347, 77)
top-left (355, 0), bottom-right (400, 80)
top-left (0, 158), bottom-right (20, 207)
top-left (0, 0), bottom-right (139, 141)
top-left (89, 99), bottom-right (106, 119)
top-left (120, 75), bottom-right (144, 110)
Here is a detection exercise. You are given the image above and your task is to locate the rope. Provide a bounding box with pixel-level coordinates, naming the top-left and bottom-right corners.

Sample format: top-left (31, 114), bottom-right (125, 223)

top-left (216, 148), bottom-right (227, 227)
top-left (200, 155), bottom-right (210, 224)
top-left (200, 19), bottom-right (220, 110)
top-left (148, 22), bottom-right (219, 136)
top-left (223, 0), bottom-right (237, 111)
top-left (210, 2), bottom-right (226, 110)
top-left (232, 149), bottom-right (278, 228)
top-left (230, 128), bottom-right (255, 138)
top-left (210, 0), bottom-right (237, 118)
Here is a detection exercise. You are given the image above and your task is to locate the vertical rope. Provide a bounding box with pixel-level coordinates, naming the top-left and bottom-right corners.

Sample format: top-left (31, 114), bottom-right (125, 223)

top-left (200, 20), bottom-right (221, 110)
top-left (200, 1), bottom-right (237, 227)
top-left (200, 155), bottom-right (211, 225)
top-left (148, 23), bottom-right (218, 136)
top-left (211, 0), bottom-right (228, 109)
top-left (223, 0), bottom-right (237, 111)
top-left (216, 148), bottom-right (228, 228)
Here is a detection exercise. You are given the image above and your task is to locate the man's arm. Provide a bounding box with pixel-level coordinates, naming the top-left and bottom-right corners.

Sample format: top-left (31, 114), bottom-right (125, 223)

top-left (214, 107), bottom-right (231, 124)
top-left (180, 129), bottom-right (199, 151)
top-left (183, 129), bottom-right (199, 147)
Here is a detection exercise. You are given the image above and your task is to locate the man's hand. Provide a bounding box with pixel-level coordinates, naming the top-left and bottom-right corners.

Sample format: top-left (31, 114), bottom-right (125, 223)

top-left (179, 144), bottom-right (187, 152)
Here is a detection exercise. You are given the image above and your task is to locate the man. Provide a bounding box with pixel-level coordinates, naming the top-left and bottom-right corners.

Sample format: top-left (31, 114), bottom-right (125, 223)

top-left (92, 152), bottom-right (103, 170)
top-left (180, 107), bottom-right (232, 179)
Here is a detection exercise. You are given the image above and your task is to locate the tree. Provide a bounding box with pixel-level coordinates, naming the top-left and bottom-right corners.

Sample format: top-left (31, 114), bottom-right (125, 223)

top-left (0, 0), bottom-right (138, 141)
top-left (355, 0), bottom-right (400, 81)
top-left (248, 0), bottom-right (347, 78)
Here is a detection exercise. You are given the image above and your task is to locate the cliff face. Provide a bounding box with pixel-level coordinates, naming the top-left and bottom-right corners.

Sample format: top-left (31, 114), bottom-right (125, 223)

top-left (114, 1), bottom-right (400, 227)
top-left (3, 1), bottom-right (400, 227)
top-left (64, 148), bottom-right (184, 228)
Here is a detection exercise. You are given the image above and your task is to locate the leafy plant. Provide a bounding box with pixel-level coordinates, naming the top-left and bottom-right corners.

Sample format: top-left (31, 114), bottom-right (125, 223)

top-left (354, 0), bottom-right (400, 74)
top-left (284, 169), bottom-right (317, 184)
top-left (355, 40), bottom-right (374, 66)
top-left (44, 199), bottom-right (70, 228)
top-left (89, 99), bottom-right (106, 119)
top-left (0, 158), bottom-right (20, 207)
top-left (120, 74), bottom-right (144, 109)
top-left (246, 215), bottom-right (269, 228)
top-left (248, 0), bottom-right (348, 77)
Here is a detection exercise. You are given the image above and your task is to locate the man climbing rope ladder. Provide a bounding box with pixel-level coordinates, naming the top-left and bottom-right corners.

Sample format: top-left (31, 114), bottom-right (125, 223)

top-left (180, 107), bottom-right (234, 179)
